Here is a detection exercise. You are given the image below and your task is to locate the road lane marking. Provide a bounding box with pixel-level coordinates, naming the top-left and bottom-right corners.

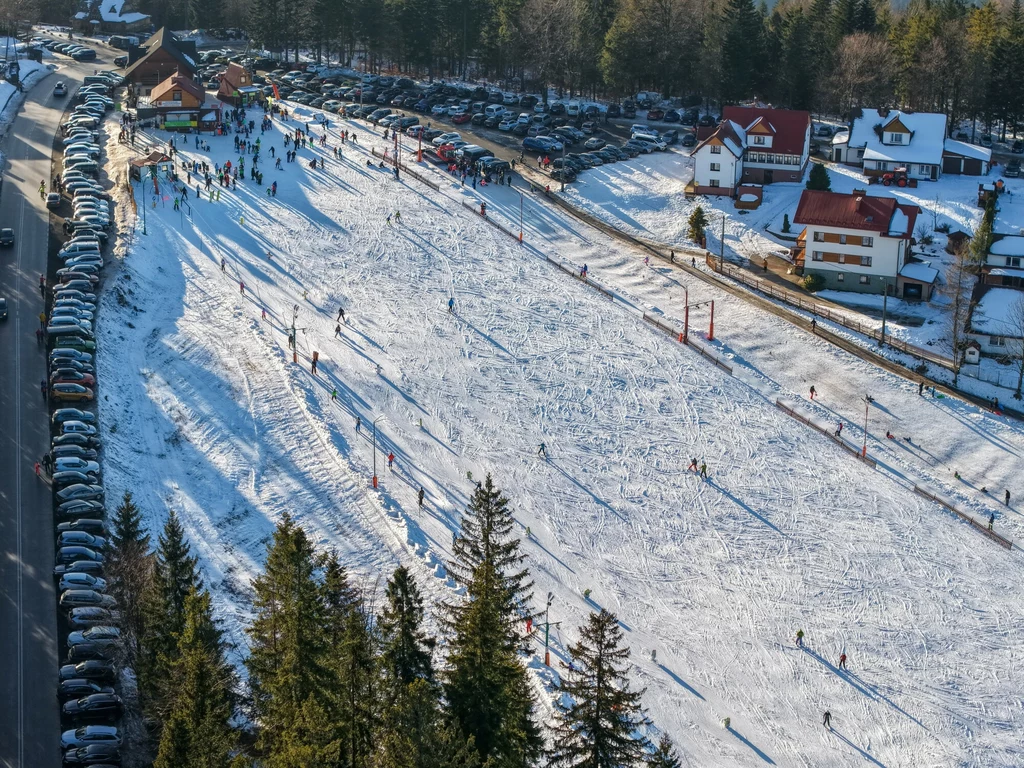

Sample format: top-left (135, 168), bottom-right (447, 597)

top-left (15, 194), bottom-right (26, 768)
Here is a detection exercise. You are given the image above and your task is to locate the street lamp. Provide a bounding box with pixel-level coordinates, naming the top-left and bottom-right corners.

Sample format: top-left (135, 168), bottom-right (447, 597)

top-left (517, 190), bottom-right (524, 243)
top-left (879, 278), bottom-right (889, 347)
top-left (718, 212), bottom-right (726, 272)
top-left (372, 415), bottom-right (385, 488)
top-left (861, 395), bottom-right (871, 459)
top-left (544, 592), bottom-right (554, 666)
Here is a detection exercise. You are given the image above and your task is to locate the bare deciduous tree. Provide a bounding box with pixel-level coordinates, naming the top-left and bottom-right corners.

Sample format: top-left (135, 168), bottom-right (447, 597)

top-left (1007, 293), bottom-right (1024, 399)
top-left (827, 33), bottom-right (895, 116)
top-left (943, 244), bottom-right (977, 387)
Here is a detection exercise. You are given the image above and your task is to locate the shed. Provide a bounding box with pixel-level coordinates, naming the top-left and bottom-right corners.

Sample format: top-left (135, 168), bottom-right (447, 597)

top-left (129, 150), bottom-right (174, 180)
top-left (945, 229), bottom-right (971, 255)
top-left (897, 260), bottom-right (939, 301)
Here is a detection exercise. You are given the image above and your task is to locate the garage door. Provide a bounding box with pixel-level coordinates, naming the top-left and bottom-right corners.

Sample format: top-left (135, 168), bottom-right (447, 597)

top-left (942, 156), bottom-right (962, 175)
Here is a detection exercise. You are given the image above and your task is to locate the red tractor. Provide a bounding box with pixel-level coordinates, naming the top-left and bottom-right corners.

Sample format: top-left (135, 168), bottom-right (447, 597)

top-left (881, 167), bottom-right (909, 187)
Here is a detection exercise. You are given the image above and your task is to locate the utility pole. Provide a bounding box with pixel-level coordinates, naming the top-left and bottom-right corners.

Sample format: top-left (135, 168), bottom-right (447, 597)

top-left (560, 142), bottom-right (566, 192)
top-left (719, 213), bottom-right (725, 271)
top-left (518, 190), bottom-right (524, 243)
top-left (861, 395), bottom-right (870, 459)
top-left (544, 592), bottom-right (560, 666)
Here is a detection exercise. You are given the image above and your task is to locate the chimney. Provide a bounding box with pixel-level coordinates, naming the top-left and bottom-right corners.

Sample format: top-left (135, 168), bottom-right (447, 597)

top-left (852, 188), bottom-right (867, 197)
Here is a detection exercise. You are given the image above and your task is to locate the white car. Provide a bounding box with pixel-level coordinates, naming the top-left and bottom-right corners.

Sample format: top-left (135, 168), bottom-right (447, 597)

top-left (62, 421), bottom-right (98, 436)
top-left (54, 457), bottom-right (101, 475)
top-left (432, 132), bottom-right (460, 147)
top-left (430, 104), bottom-right (449, 117)
top-left (498, 118), bottom-right (516, 131)
top-left (517, 112), bottom-right (531, 124)
top-left (447, 104), bottom-right (466, 116)
top-left (59, 573), bottom-right (108, 592)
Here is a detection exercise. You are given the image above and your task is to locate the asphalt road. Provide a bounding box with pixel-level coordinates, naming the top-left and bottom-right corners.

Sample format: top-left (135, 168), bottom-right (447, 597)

top-left (0, 40), bottom-right (108, 768)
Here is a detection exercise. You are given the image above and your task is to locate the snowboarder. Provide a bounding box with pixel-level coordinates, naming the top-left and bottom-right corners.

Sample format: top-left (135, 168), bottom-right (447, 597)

top-left (448, 297), bottom-right (455, 313)
top-left (538, 442), bottom-right (547, 457)
top-left (822, 711), bottom-right (831, 729)
top-left (835, 422), bottom-right (843, 436)
top-left (688, 458), bottom-right (698, 472)
top-left (838, 653), bottom-right (847, 670)
top-left (388, 452), bottom-right (395, 469)
top-left (795, 629), bottom-right (804, 647)
top-left (335, 324), bottom-right (342, 338)
top-left (418, 487), bottom-right (425, 507)
top-left (809, 385), bottom-right (816, 400)
top-left (699, 462), bottom-right (708, 479)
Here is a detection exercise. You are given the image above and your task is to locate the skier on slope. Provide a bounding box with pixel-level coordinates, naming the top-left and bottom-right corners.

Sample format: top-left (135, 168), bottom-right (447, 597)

top-left (699, 462), bottom-right (708, 479)
top-left (338, 307), bottom-right (346, 322)
top-left (838, 652), bottom-right (847, 670)
top-left (538, 442), bottom-right (547, 458)
top-left (822, 711), bottom-right (831, 729)
top-left (448, 297), bottom-right (455, 313)
top-left (795, 629), bottom-right (804, 647)
top-left (809, 385), bottom-right (816, 400)
top-left (688, 458), bottom-right (698, 472)
top-left (418, 487), bottom-right (425, 507)
top-left (335, 324), bottom-right (342, 338)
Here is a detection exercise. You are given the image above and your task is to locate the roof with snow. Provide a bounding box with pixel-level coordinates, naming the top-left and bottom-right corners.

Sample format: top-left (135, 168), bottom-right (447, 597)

top-left (900, 261), bottom-right (938, 284)
top-left (721, 106), bottom-right (811, 156)
top-left (79, 0), bottom-right (150, 25)
top-left (989, 236), bottom-right (1024, 257)
top-left (794, 190), bottom-right (919, 238)
top-left (988, 267), bottom-right (1024, 277)
top-left (694, 119), bottom-right (745, 158)
top-left (970, 288), bottom-right (1024, 335)
top-left (943, 138), bottom-right (992, 162)
top-left (832, 131), bottom-right (849, 146)
top-left (149, 73), bottom-right (204, 105)
top-left (124, 28), bottom-right (198, 79)
top-left (848, 108), bottom-right (948, 166)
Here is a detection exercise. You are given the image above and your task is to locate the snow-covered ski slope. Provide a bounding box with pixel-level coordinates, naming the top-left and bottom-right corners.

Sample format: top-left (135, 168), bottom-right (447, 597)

top-left (98, 109), bottom-right (1024, 767)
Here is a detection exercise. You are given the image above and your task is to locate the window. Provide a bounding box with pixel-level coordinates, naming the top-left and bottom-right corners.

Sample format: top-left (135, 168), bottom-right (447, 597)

top-left (172, 90), bottom-right (181, 100)
top-left (862, 256), bottom-right (872, 267)
top-left (990, 335), bottom-right (1006, 347)
top-left (710, 145), bottom-right (721, 154)
top-left (890, 133), bottom-right (904, 144)
top-left (837, 273), bottom-right (845, 282)
top-left (813, 232), bottom-right (824, 242)
top-left (863, 237), bottom-right (873, 247)
top-left (1008, 256), bottom-right (1021, 267)
top-left (709, 179), bottom-right (720, 187)
top-left (812, 251), bottom-right (824, 261)
top-left (838, 254), bottom-right (846, 263)
top-left (754, 135), bottom-right (765, 145)
top-left (839, 234), bottom-right (847, 245)
top-left (859, 275), bottom-right (870, 284)
top-left (710, 162), bottom-right (720, 171)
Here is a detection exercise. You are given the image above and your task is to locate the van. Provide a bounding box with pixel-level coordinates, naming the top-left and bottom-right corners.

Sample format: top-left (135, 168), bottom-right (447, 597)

top-left (456, 145), bottom-right (493, 163)
top-left (566, 101), bottom-right (581, 117)
top-left (532, 113), bottom-right (552, 127)
top-left (484, 104), bottom-right (505, 118)
top-left (82, 75), bottom-right (109, 86)
top-left (471, 101), bottom-right (486, 114)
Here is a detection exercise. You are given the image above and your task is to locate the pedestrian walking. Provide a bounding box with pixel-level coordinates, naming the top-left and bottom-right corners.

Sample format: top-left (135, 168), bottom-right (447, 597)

top-left (822, 711), bottom-right (831, 729)
top-left (988, 513), bottom-right (995, 531)
top-left (388, 452), bottom-right (395, 469)
top-left (34, 461), bottom-right (41, 476)
top-left (35, 328), bottom-right (42, 345)
top-left (418, 487), bottom-right (425, 507)
top-left (311, 350), bottom-right (319, 375)
top-left (919, 380), bottom-right (924, 395)
top-left (838, 653), bottom-right (847, 670)
top-left (835, 422), bottom-right (843, 436)
top-left (809, 385), bottom-right (816, 400)
top-left (810, 318), bottom-right (817, 333)
top-left (40, 380), bottom-right (47, 400)
top-left (39, 311), bottom-right (46, 329)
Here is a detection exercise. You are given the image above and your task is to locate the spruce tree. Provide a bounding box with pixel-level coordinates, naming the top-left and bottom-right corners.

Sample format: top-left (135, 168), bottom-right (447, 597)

top-left (140, 509), bottom-right (202, 711)
top-left (687, 206), bottom-right (708, 244)
top-left (549, 609), bottom-right (651, 768)
top-left (648, 735), bottom-right (682, 768)
top-left (443, 477), bottom-right (541, 767)
top-left (246, 514), bottom-right (333, 761)
top-left (336, 590), bottom-right (379, 768)
top-left (380, 566), bottom-right (435, 693)
top-left (720, 0), bottom-right (764, 103)
top-left (105, 491), bottom-right (152, 663)
top-left (806, 162), bottom-right (832, 191)
top-left (153, 588), bottom-right (236, 768)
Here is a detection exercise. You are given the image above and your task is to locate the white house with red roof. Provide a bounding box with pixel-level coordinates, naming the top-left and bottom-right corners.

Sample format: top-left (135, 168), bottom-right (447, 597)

top-left (793, 189), bottom-right (929, 297)
top-left (690, 107), bottom-right (811, 196)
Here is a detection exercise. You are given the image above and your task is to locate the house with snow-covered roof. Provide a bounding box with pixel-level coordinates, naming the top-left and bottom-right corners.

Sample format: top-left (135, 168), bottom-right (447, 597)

top-left (967, 288), bottom-right (1024, 358)
top-left (980, 234), bottom-right (1024, 290)
top-left (792, 189), bottom-right (930, 297)
top-left (123, 28), bottom-right (199, 101)
top-left (689, 107), bottom-right (811, 197)
top-left (838, 108), bottom-right (990, 181)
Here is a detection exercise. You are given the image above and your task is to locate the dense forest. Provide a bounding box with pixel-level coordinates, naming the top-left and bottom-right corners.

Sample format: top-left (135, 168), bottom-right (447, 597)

top-left (27, 0), bottom-right (1024, 131)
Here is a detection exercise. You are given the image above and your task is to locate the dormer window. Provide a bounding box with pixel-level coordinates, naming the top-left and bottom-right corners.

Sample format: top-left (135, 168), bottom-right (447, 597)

top-left (753, 135), bottom-right (765, 145)
top-left (890, 133), bottom-right (904, 144)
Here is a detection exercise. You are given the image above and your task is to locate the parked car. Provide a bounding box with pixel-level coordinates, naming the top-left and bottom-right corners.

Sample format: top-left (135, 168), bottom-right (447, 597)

top-left (646, 108), bottom-right (665, 121)
top-left (57, 530), bottom-right (106, 548)
top-left (68, 626), bottom-right (120, 648)
top-left (52, 445), bottom-right (99, 462)
top-left (59, 590), bottom-right (116, 610)
top-left (51, 383), bottom-right (94, 403)
top-left (66, 607), bottom-right (118, 629)
top-left (62, 693), bottom-right (124, 723)
top-left (58, 679), bottom-right (115, 702)
top-left (1012, 139), bottom-right (1024, 154)
top-left (59, 572), bottom-right (108, 592)
top-left (62, 743), bottom-right (121, 765)
top-left (56, 484), bottom-right (104, 503)
top-left (980, 133), bottom-right (993, 148)
top-left (61, 725), bottom-right (121, 751)
top-left (1006, 159), bottom-right (1021, 177)
top-left (59, 661), bottom-right (116, 684)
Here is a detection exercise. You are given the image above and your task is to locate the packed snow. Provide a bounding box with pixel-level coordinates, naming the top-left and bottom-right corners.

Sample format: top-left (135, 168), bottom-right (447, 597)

top-left (97, 104), bottom-right (1024, 767)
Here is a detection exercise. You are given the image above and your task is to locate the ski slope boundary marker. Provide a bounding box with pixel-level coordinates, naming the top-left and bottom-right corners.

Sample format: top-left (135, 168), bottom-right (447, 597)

top-left (775, 398), bottom-right (877, 468)
top-left (912, 486), bottom-right (1013, 550)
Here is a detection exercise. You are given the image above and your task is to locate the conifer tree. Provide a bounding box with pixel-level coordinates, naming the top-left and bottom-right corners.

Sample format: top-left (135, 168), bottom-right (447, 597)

top-left (549, 609), bottom-right (651, 768)
top-left (443, 477), bottom-right (541, 767)
top-left (336, 590), bottom-right (379, 768)
top-left (379, 566), bottom-right (435, 693)
top-left (806, 162), bottom-right (831, 191)
top-left (648, 734), bottom-right (682, 768)
top-left (246, 514), bottom-right (333, 761)
top-left (687, 205), bottom-right (708, 244)
top-left (140, 509), bottom-right (202, 711)
top-left (720, 0), bottom-right (764, 102)
top-left (106, 491), bottom-right (152, 662)
top-left (153, 588), bottom-right (236, 768)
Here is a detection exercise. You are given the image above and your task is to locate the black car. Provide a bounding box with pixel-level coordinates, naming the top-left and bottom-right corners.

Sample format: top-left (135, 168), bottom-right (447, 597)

top-left (698, 114), bottom-right (716, 127)
top-left (1012, 139), bottom-right (1024, 154)
top-left (53, 434), bottom-right (102, 450)
top-left (0, 228), bottom-right (13, 246)
top-left (1006, 159), bottom-right (1021, 178)
top-left (664, 110), bottom-right (680, 123)
top-left (661, 129), bottom-right (679, 145)
top-left (56, 546), bottom-right (104, 565)
top-left (551, 168), bottom-right (577, 183)
top-left (62, 693), bottom-right (124, 724)
top-left (57, 499), bottom-right (104, 518)
top-left (519, 94), bottom-right (539, 109)
top-left (606, 103), bottom-right (621, 118)
top-left (681, 133), bottom-right (697, 148)
top-left (62, 743), bottom-right (121, 765)
top-left (58, 519), bottom-right (106, 535)
top-left (67, 643), bottom-right (117, 663)
top-left (53, 471), bottom-right (100, 489)
top-left (549, 102), bottom-right (566, 115)
top-left (59, 661), bottom-right (115, 684)
top-left (0, 297), bottom-right (7, 321)
top-left (470, 112), bottom-right (487, 126)
top-left (58, 680), bottom-right (115, 702)
top-left (512, 123), bottom-right (530, 136)
top-left (54, 561), bottom-right (106, 579)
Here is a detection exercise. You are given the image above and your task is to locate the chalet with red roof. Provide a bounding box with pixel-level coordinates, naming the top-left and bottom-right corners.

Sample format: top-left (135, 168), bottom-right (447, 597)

top-left (689, 107), bottom-right (811, 197)
top-left (793, 189), bottom-right (932, 298)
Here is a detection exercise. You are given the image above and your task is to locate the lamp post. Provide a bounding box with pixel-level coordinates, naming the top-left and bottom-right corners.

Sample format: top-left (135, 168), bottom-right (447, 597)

top-left (544, 592), bottom-right (554, 666)
top-left (560, 142), bottom-right (566, 192)
top-left (719, 212), bottom-right (726, 272)
top-left (372, 415), bottom-right (384, 488)
top-left (518, 190), bottom-right (524, 243)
